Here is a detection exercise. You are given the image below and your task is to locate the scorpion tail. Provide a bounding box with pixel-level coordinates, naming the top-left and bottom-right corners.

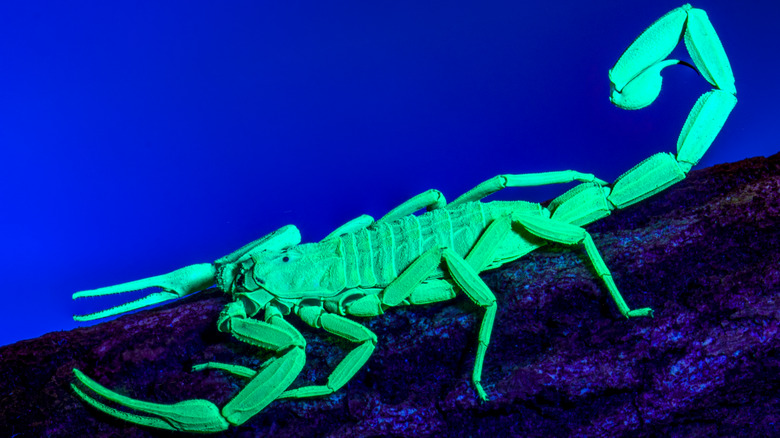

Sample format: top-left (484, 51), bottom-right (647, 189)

top-left (549, 6), bottom-right (736, 226)
top-left (606, 4), bottom-right (736, 210)
top-left (72, 263), bottom-right (216, 321)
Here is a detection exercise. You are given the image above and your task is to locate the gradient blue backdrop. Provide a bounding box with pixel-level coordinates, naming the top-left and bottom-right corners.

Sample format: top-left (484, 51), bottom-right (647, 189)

top-left (1, 0), bottom-right (777, 347)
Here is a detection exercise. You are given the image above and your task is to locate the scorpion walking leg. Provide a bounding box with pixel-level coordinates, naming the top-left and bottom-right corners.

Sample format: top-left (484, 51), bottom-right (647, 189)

top-left (514, 214), bottom-right (653, 318)
top-left (278, 308), bottom-right (377, 399)
top-left (375, 219), bottom-right (511, 401)
top-left (378, 188), bottom-right (447, 223)
top-left (322, 214), bottom-right (376, 240)
top-left (441, 248), bottom-right (497, 402)
top-left (464, 215), bottom-right (513, 272)
top-left (448, 171), bottom-right (609, 208)
top-left (323, 189), bottom-right (446, 241)
top-left (197, 302), bottom-right (307, 426)
top-left (339, 214), bottom-right (512, 402)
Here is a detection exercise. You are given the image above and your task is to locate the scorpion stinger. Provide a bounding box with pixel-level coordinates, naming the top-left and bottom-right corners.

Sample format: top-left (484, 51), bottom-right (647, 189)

top-left (71, 4), bottom-right (737, 433)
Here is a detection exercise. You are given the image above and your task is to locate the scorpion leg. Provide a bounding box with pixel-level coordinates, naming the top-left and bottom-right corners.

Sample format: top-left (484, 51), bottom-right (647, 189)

top-left (372, 222), bottom-right (509, 401)
top-left (71, 302), bottom-right (306, 432)
top-left (464, 214), bottom-right (513, 272)
top-left (278, 307), bottom-right (377, 399)
top-left (336, 218), bottom-right (509, 402)
top-left (441, 248), bottom-right (497, 402)
top-left (449, 171), bottom-right (608, 208)
top-left (381, 246), bottom-right (444, 307)
top-left (192, 361), bottom-right (258, 378)
top-left (378, 188), bottom-right (447, 223)
top-left (513, 214), bottom-right (653, 318)
top-left (323, 189), bottom-right (446, 241)
top-left (408, 280), bottom-right (457, 305)
top-left (203, 302), bottom-right (307, 426)
top-left (322, 214), bottom-right (375, 241)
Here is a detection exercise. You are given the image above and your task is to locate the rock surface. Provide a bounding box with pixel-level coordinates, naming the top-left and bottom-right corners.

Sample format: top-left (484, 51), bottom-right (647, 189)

top-left (1, 153), bottom-right (778, 437)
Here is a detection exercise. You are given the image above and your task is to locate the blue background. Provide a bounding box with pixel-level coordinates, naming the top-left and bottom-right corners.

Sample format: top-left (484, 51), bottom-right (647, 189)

top-left (1, 0), bottom-right (777, 347)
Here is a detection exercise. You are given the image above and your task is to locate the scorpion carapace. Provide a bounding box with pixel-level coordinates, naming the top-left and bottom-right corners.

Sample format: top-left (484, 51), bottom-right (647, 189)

top-left (71, 4), bottom-right (736, 432)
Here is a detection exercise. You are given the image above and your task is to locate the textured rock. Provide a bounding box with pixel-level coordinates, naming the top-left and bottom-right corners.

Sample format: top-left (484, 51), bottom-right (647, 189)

top-left (1, 153), bottom-right (778, 437)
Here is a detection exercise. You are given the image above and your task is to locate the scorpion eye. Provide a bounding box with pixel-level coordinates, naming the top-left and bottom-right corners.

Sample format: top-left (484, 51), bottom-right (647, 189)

top-left (279, 250), bottom-right (301, 263)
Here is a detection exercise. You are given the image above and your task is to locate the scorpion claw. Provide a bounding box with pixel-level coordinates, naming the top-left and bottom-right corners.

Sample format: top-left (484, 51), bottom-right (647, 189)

top-left (73, 263), bottom-right (217, 321)
top-left (72, 368), bottom-right (230, 432)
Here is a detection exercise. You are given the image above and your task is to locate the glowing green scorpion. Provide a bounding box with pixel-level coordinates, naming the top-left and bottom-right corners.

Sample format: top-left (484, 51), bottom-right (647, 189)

top-left (71, 4), bottom-right (736, 433)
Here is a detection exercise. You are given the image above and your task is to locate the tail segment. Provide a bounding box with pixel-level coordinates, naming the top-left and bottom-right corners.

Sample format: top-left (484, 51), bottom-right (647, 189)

top-left (606, 4), bottom-right (736, 210)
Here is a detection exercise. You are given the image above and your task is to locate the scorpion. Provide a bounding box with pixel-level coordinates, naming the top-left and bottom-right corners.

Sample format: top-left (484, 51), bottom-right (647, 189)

top-left (71, 4), bottom-right (736, 433)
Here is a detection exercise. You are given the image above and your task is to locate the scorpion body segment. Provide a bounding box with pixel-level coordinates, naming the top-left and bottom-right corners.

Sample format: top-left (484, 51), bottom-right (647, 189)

top-left (70, 4), bottom-right (737, 433)
top-left (256, 201), bottom-right (545, 295)
top-left (224, 200), bottom-right (549, 319)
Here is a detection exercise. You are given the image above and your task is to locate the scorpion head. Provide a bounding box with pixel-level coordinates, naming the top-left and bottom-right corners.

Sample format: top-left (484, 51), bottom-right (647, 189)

top-left (214, 224), bottom-right (305, 295)
top-left (248, 239), bottom-right (345, 298)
